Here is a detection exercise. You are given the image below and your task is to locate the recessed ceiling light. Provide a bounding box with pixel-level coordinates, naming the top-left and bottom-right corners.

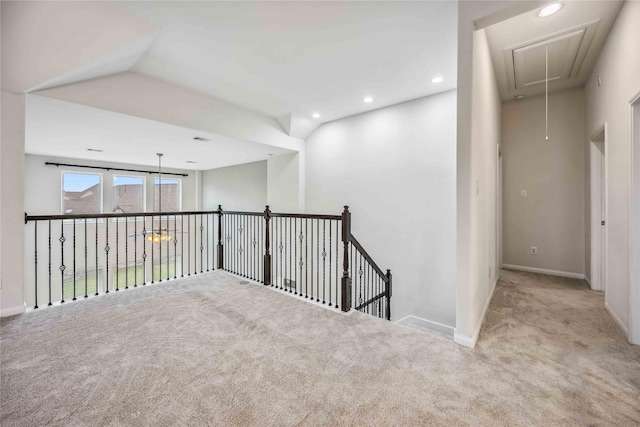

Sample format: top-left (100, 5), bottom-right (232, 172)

top-left (312, 113), bottom-right (320, 118)
top-left (538, 3), bottom-right (562, 17)
top-left (268, 153), bottom-right (273, 156)
top-left (515, 95), bottom-right (525, 100)
top-left (193, 136), bottom-right (210, 142)
top-left (186, 160), bottom-right (197, 164)
top-left (87, 148), bottom-right (103, 152)
top-left (431, 76), bottom-right (444, 83)
top-left (364, 96), bottom-right (373, 103)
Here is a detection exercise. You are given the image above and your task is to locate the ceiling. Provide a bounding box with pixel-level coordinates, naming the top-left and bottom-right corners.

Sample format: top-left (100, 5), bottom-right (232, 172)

top-left (485, 1), bottom-right (624, 101)
top-left (3, 1), bottom-right (457, 124)
top-left (26, 95), bottom-right (294, 171)
top-left (2, 1), bottom-right (458, 169)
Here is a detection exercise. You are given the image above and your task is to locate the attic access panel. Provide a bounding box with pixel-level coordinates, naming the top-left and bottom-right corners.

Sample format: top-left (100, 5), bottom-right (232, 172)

top-left (503, 20), bottom-right (600, 91)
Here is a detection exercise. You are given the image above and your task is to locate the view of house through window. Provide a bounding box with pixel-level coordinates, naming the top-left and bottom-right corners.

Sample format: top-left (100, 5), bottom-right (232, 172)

top-left (62, 172), bottom-right (102, 215)
top-left (63, 268), bottom-right (102, 300)
top-left (113, 176), bottom-right (144, 213)
top-left (154, 178), bottom-right (181, 212)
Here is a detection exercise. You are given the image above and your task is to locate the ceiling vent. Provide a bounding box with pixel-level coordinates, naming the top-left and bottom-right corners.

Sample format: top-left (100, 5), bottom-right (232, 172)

top-left (503, 19), bottom-right (600, 91)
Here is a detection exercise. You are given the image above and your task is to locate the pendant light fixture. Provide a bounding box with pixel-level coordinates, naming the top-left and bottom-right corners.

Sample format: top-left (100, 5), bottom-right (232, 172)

top-left (147, 153), bottom-right (173, 243)
top-left (545, 44), bottom-right (550, 141)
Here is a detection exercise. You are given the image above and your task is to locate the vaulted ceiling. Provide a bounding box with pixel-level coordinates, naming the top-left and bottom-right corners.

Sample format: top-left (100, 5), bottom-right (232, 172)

top-left (2, 1), bottom-right (457, 123)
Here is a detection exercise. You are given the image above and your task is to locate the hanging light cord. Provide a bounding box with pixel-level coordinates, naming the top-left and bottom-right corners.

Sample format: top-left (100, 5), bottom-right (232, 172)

top-left (545, 44), bottom-right (549, 141)
top-left (157, 153), bottom-right (163, 213)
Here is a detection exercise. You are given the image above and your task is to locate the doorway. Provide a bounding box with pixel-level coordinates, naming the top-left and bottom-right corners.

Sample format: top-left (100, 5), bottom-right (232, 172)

top-left (630, 93), bottom-right (640, 345)
top-left (589, 125), bottom-right (607, 292)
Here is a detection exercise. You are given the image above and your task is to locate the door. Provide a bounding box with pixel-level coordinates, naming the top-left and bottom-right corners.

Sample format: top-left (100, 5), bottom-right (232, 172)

top-left (590, 126), bottom-right (606, 292)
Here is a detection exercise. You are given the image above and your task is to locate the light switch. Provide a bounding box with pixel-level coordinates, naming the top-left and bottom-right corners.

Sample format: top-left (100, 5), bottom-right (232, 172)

top-left (520, 190), bottom-right (527, 198)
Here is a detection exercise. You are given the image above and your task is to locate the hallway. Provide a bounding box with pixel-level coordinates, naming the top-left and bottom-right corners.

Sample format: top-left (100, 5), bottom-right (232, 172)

top-left (1, 270), bottom-right (639, 426)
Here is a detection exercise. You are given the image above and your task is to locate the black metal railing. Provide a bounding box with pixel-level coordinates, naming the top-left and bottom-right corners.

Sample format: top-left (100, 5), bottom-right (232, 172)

top-left (24, 206), bottom-right (391, 319)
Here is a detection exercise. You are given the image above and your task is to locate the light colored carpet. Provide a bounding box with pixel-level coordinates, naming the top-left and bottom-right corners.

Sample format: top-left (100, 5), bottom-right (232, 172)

top-left (1, 269), bottom-right (639, 426)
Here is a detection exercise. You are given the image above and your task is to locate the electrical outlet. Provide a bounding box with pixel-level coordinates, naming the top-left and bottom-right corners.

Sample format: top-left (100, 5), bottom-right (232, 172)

top-left (530, 246), bottom-right (537, 255)
top-left (284, 278), bottom-right (296, 290)
top-left (520, 190), bottom-right (527, 198)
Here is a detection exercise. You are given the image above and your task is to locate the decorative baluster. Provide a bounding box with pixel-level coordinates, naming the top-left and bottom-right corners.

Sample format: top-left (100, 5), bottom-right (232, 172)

top-left (237, 215), bottom-right (241, 276)
top-left (299, 220), bottom-right (304, 297)
top-left (134, 216), bottom-right (138, 287)
top-left (322, 220), bottom-right (326, 303)
top-left (336, 218), bottom-right (340, 309)
top-left (328, 220), bottom-right (332, 306)
top-left (60, 222), bottom-right (66, 302)
top-left (48, 220), bottom-right (52, 305)
top-left (167, 214), bottom-right (171, 280)
top-left (123, 217), bottom-right (128, 289)
top-left (187, 214), bottom-right (191, 276)
top-left (386, 269), bottom-right (392, 320)
top-left (105, 219), bottom-right (110, 293)
top-left (142, 219), bottom-right (147, 286)
top-left (252, 216), bottom-right (257, 281)
top-left (286, 218), bottom-right (290, 292)
top-left (95, 219), bottom-right (99, 295)
top-left (279, 218), bottom-right (283, 289)
top-left (174, 214), bottom-right (178, 278)
top-left (226, 216), bottom-right (231, 272)
top-left (310, 218), bottom-right (313, 299)
top-left (151, 215), bottom-right (156, 283)
top-left (34, 221), bottom-right (38, 309)
top-left (305, 218), bottom-right (308, 298)
top-left (263, 206), bottom-right (271, 286)
top-left (85, 218), bottom-right (88, 297)
top-left (181, 213), bottom-right (185, 277)
top-left (217, 206), bottom-right (223, 270)
top-left (116, 218), bottom-right (120, 291)
top-left (159, 215), bottom-right (163, 282)
top-left (200, 214), bottom-right (204, 274)
top-left (359, 255), bottom-right (364, 311)
top-left (206, 213), bottom-right (209, 272)
top-left (73, 218), bottom-right (77, 300)
top-left (316, 220), bottom-right (320, 301)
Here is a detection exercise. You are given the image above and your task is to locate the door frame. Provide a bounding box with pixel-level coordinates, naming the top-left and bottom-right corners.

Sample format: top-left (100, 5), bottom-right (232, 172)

top-left (629, 92), bottom-right (640, 345)
top-left (589, 124), bottom-right (607, 293)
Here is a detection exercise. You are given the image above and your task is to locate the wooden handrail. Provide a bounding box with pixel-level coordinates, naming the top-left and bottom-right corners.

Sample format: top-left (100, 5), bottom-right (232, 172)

top-left (350, 234), bottom-right (389, 282)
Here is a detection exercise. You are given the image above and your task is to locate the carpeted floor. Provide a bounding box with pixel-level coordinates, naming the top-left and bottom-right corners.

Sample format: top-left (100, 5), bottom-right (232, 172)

top-left (1, 269), bottom-right (639, 426)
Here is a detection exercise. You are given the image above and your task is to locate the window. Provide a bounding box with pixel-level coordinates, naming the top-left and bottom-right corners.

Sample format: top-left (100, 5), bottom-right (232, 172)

top-left (63, 268), bottom-right (102, 299)
top-left (62, 172), bottom-right (102, 215)
top-left (154, 178), bottom-right (181, 212)
top-left (113, 176), bottom-right (145, 213)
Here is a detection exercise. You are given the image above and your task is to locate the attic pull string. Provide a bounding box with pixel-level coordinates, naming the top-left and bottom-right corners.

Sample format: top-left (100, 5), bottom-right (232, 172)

top-left (545, 43), bottom-right (549, 141)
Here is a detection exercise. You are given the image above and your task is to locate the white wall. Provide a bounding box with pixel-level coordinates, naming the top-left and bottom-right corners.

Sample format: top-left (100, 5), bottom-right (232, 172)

top-left (454, 28), bottom-right (501, 348)
top-left (1, 92), bottom-right (26, 317)
top-left (305, 90), bottom-right (457, 327)
top-left (24, 154), bottom-right (198, 215)
top-left (584, 0), bottom-right (640, 337)
top-left (502, 88), bottom-right (585, 276)
top-left (267, 153), bottom-right (300, 213)
top-left (202, 161), bottom-right (267, 212)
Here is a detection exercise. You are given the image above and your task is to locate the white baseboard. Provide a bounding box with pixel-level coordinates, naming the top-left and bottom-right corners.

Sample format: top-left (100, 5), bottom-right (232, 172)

top-left (605, 302), bottom-right (629, 338)
top-left (396, 315), bottom-right (455, 339)
top-left (454, 275), bottom-right (499, 349)
top-left (584, 276), bottom-right (591, 286)
top-left (0, 304), bottom-right (26, 318)
top-left (502, 264), bottom-right (585, 280)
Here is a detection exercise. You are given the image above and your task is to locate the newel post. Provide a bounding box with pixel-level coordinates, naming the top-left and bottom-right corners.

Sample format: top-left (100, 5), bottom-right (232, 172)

top-left (341, 206), bottom-right (352, 312)
top-left (263, 205), bottom-right (272, 286)
top-left (385, 269), bottom-right (392, 320)
top-left (217, 205), bottom-right (224, 270)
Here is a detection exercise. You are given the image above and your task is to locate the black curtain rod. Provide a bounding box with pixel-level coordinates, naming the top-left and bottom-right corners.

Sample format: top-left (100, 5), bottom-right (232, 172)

top-left (44, 162), bottom-right (189, 177)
